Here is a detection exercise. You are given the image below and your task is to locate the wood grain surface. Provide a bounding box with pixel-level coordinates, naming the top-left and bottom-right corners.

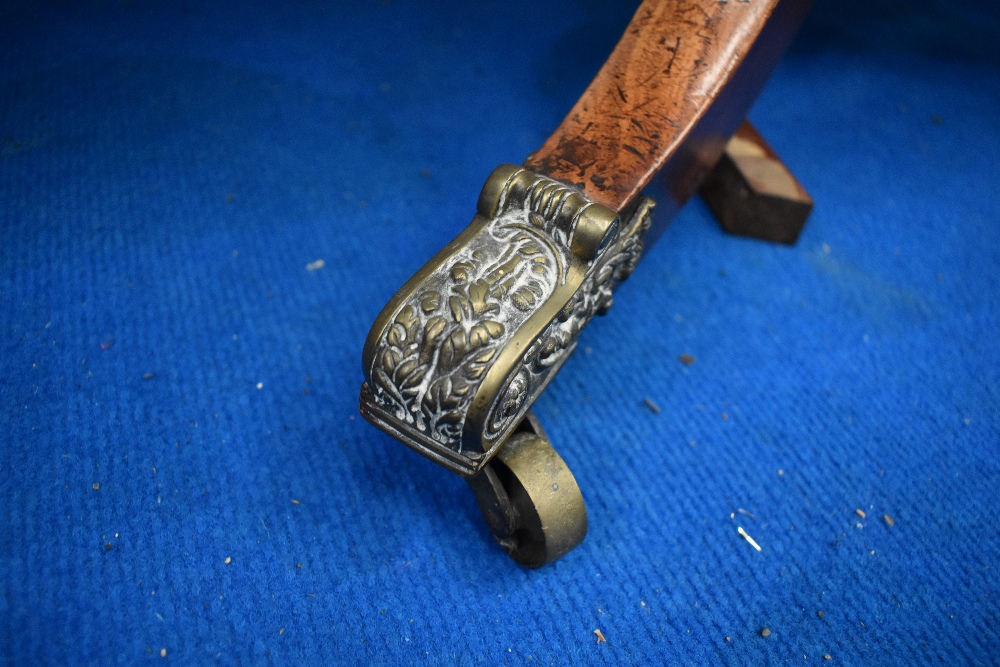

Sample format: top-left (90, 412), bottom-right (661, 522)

top-left (526, 0), bottom-right (810, 226)
top-left (700, 120), bottom-right (813, 244)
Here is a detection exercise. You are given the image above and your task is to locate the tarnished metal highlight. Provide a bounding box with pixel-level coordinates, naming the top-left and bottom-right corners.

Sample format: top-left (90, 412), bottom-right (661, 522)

top-left (466, 413), bottom-right (588, 569)
top-left (360, 165), bottom-right (654, 476)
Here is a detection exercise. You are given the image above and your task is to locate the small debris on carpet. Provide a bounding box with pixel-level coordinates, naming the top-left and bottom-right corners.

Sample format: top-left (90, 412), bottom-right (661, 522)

top-left (855, 509), bottom-right (866, 519)
top-left (679, 354), bottom-right (695, 365)
top-left (738, 526), bottom-right (762, 552)
top-left (594, 629), bottom-right (606, 644)
top-left (643, 397), bottom-right (660, 414)
top-left (760, 627), bottom-right (771, 638)
top-left (883, 513), bottom-right (895, 526)
top-left (306, 259), bottom-right (325, 272)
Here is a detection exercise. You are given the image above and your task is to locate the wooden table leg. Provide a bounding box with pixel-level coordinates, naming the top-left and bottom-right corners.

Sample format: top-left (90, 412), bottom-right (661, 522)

top-left (700, 120), bottom-right (813, 245)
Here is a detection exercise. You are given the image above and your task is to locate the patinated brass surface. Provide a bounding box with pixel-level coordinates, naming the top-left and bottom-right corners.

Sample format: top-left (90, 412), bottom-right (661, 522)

top-left (466, 412), bottom-right (587, 569)
top-left (359, 167), bottom-right (652, 566)
top-left (360, 165), bottom-right (654, 477)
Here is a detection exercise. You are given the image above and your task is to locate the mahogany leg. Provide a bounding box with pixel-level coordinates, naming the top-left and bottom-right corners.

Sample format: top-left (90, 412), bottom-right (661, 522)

top-left (699, 120), bottom-right (813, 245)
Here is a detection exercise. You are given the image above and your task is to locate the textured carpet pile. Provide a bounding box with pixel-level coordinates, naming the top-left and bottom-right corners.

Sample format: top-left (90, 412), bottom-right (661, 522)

top-left (2, 1), bottom-right (998, 664)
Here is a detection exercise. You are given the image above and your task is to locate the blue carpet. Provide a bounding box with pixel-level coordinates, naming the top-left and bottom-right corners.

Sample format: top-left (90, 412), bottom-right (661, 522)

top-left (2, 0), bottom-right (998, 664)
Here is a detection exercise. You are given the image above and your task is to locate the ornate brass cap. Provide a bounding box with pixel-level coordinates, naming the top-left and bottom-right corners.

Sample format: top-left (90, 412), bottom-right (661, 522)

top-left (360, 165), bottom-right (653, 476)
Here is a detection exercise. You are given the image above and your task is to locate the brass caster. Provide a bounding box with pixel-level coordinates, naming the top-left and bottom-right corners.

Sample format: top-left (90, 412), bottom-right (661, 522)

top-left (359, 0), bottom-right (812, 566)
top-left (466, 414), bottom-right (587, 568)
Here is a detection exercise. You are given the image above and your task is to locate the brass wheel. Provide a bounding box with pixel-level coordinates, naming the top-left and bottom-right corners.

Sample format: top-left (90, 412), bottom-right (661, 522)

top-left (467, 416), bottom-right (587, 568)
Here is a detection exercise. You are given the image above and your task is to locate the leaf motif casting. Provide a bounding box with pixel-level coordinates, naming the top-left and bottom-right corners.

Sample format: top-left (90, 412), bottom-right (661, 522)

top-left (363, 165), bottom-right (652, 471)
top-left (367, 173), bottom-right (581, 449)
top-left (485, 198), bottom-right (655, 438)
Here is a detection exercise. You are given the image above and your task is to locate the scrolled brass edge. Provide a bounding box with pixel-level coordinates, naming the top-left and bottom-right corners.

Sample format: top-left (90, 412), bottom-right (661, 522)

top-left (360, 165), bottom-right (654, 477)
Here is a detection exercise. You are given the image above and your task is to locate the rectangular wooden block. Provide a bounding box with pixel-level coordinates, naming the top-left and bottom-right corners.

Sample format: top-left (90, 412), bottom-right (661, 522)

top-left (700, 120), bottom-right (813, 245)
